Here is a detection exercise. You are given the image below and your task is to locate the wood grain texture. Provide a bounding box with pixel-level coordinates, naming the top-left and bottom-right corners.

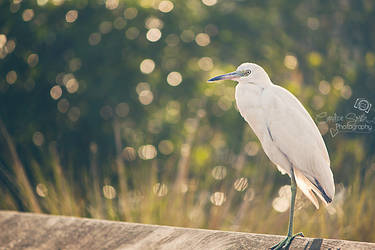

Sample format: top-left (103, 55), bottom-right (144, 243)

top-left (0, 211), bottom-right (374, 250)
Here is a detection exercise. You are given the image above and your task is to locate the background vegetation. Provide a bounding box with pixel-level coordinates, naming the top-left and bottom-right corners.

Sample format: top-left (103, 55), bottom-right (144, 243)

top-left (1, 0), bottom-right (375, 242)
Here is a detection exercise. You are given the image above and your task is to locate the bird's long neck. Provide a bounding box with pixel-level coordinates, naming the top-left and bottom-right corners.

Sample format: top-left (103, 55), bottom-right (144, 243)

top-left (247, 71), bottom-right (273, 88)
top-left (259, 72), bottom-right (273, 87)
top-left (251, 77), bottom-right (273, 89)
top-left (258, 78), bottom-right (272, 88)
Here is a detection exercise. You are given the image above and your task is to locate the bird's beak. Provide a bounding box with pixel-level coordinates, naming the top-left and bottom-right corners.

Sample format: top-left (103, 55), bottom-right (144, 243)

top-left (208, 71), bottom-right (242, 82)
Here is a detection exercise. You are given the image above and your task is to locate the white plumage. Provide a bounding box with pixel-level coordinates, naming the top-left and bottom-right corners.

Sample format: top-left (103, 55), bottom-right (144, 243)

top-left (209, 62), bottom-right (335, 208)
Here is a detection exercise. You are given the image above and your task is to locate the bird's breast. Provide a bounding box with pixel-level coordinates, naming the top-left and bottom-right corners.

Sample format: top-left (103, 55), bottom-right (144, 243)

top-left (235, 83), bottom-right (266, 139)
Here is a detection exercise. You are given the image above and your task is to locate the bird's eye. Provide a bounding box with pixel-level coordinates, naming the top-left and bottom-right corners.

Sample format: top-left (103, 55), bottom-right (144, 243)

top-left (243, 70), bottom-right (251, 76)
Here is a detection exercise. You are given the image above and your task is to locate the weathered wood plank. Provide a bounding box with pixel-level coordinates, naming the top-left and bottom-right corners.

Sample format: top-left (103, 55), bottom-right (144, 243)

top-left (0, 211), bottom-right (374, 250)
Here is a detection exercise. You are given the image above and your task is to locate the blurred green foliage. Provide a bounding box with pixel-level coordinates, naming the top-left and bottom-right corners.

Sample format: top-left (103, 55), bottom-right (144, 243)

top-left (1, 0), bottom-right (375, 243)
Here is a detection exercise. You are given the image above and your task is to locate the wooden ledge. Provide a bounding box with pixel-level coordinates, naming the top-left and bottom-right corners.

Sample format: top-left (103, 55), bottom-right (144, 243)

top-left (0, 211), bottom-right (374, 249)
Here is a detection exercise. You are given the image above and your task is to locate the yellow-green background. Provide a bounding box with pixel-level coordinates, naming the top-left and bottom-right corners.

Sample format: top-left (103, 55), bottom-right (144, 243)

top-left (0, 0), bottom-right (374, 242)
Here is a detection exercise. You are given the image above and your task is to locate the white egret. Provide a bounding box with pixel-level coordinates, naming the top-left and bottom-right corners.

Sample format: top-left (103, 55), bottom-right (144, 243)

top-left (208, 63), bottom-right (334, 249)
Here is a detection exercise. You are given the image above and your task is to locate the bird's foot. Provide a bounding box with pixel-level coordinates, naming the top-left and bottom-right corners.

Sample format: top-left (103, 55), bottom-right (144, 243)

top-left (270, 232), bottom-right (304, 250)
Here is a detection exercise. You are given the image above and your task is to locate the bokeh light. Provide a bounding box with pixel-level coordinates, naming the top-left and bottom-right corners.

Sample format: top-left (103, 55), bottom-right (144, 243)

top-left (244, 188), bottom-right (255, 202)
top-left (341, 85), bottom-right (352, 99)
top-left (115, 103), bottom-right (129, 117)
top-left (6, 70), bottom-right (17, 84)
top-left (319, 80), bottom-right (331, 95)
top-left (99, 21), bottom-right (112, 34)
top-left (103, 185), bottom-right (116, 199)
top-left (195, 33), bottom-right (210, 46)
top-left (37, 0), bottom-right (48, 6)
top-left (138, 144), bottom-right (157, 160)
top-left (36, 183), bottom-right (48, 197)
top-left (138, 90), bottom-right (154, 105)
top-left (50, 85), bottom-right (62, 100)
top-left (284, 54), bottom-right (298, 70)
top-left (122, 147), bottom-right (137, 161)
top-left (57, 98), bottom-right (69, 113)
top-left (234, 177), bottom-right (248, 192)
top-left (158, 140), bottom-right (174, 155)
top-left (145, 17), bottom-right (164, 29)
top-left (198, 57), bottom-right (214, 71)
top-left (68, 107), bottom-right (80, 122)
top-left (180, 30), bottom-right (195, 43)
top-left (0, 34), bottom-right (7, 49)
top-left (332, 76), bottom-right (344, 90)
top-left (113, 17), bottom-right (126, 30)
top-left (124, 8), bottom-right (138, 19)
top-left (105, 0), bottom-right (119, 10)
top-left (65, 78), bottom-right (79, 94)
top-left (308, 51), bottom-right (322, 66)
top-left (211, 166), bottom-right (227, 180)
top-left (307, 17), bottom-right (320, 30)
top-left (153, 183), bottom-right (168, 197)
top-left (146, 28), bottom-right (162, 42)
top-left (88, 33), bottom-right (101, 46)
top-left (6, 40), bottom-right (16, 54)
top-left (32, 131), bottom-right (45, 146)
top-left (272, 185), bottom-right (291, 213)
top-left (22, 9), bottom-right (34, 22)
top-left (244, 141), bottom-right (259, 156)
top-left (165, 34), bottom-right (179, 47)
top-left (69, 58), bottom-right (81, 72)
top-left (125, 27), bottom-right (139, 40)
top-left (136, 82), bottom-right (150, 94)
top-left (202, 0), bottom-right (217, 6)
top-left (140, 59), bottom-right (155, 74)
top-left (52, 0), bottom-right (64, 6)
top-left (65, 10), bottom-right (78, 23)
top-left (167, 72), bottom-right (182, 86)
top-left (312, 95), bottom-right (325, 110)
top-left (210, 192), bottom-right (226, 206)
top-left (27, 54), bottom-right (39, 67)
top-left (159, 1), bottom-right (174, 13)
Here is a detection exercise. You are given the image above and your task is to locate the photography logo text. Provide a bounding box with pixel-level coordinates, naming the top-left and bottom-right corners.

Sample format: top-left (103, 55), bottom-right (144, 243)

top-left (354, 98), bottom-right (372, 113)
top-left (316, 98), bottom-right (374, 138)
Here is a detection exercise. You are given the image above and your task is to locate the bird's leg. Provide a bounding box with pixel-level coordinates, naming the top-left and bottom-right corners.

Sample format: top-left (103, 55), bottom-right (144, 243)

top-left (270, 168), bottom-right (304, 249)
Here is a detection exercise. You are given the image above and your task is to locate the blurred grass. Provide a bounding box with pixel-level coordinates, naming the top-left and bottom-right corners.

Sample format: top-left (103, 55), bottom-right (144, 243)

top-left (1, 115), bottom-right (374, 243)
top-left (1, 0), bottom-right (375, 244)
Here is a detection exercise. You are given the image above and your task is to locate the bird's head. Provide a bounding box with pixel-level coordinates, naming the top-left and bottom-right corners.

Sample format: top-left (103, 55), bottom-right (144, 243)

top-left (208, 63), bottom-right (271, 87)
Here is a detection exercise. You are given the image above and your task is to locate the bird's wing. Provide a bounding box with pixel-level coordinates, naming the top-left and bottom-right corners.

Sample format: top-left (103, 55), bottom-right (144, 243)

top-left (263, 85), bottom-right (334, 207)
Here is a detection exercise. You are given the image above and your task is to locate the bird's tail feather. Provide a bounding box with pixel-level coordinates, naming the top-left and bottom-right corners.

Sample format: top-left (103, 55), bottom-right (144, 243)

top-left (294, 168), bottom-right (331, 209)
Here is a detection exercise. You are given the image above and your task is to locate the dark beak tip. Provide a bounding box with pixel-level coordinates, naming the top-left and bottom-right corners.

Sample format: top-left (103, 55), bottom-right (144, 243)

top-left (207, 71), bottom-right (239, 82)
top-left (207, 76), bottom-right (221, 82)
